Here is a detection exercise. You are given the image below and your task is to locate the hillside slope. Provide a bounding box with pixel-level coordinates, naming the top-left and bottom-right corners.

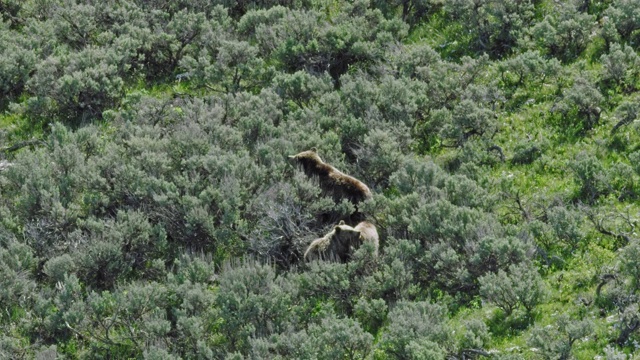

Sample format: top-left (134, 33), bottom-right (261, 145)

top-left (0, 0), bottom-right (639, 358)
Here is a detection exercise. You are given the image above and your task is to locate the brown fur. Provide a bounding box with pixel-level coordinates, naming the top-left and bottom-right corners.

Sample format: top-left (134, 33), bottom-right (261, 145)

top-left (289, 149), bottom-right (372, 204)
top-left (351, 221), bottom-right (379, 257)
top-left (304, 220), bottom-right (379, 262)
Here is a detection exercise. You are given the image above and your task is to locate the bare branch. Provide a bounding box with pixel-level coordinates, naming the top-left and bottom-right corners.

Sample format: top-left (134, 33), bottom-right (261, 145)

top-left (1, 139), bottom-right (42, 153)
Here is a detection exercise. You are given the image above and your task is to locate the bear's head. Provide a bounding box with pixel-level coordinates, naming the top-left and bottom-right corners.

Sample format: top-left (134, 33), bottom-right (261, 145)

top-left (289, 147), bottom-right (321, 161)
top-left (333, 220), bottom-right (362, 245)
top-left (289, 147), bottom-right (325, 175)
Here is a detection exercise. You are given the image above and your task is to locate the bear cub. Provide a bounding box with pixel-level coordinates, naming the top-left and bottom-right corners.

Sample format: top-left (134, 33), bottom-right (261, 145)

top-left (304, 220), bottom-right (379, 262)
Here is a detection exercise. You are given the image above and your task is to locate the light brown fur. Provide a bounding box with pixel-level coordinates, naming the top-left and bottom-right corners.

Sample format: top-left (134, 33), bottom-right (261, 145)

top-left (351, 221), bottom-right (379, 257)
top-left (289, 149), bottom-right (372, 204)
top-left (304, 220), bottom-right (379, 262)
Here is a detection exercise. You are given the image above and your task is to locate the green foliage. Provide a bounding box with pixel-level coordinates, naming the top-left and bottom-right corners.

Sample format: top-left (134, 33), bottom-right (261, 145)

top-left (600, 43), bottom-right (640, 92)
top-left (527, 314), bottom-right (594, 360)
top-left (569, 152), bottom-right (610, 202)
top-left (214, 260), bottom-right (296, 354)
top-left (529, 2), bottom-right (595, 62)
top-left (458, 319), bottom-right (491, 353)
top-left (19, 45), bottom-right (127, 125)
top-left (0, 230), bottom-right (37, 322)
top-left (443, 0), bottom-right (536, 57)
top-left (236, 1), bottom-right (409, 86)
top-left (498, 50), bottom-right (561, 90)
top-left (479, 263), bottom-right (547, 316)
top-left (42, 254), bottom-right (75, 284)
top-left (612, 99), bottom-right (640, 134)
top-left (439, 98), bottom-right (497, 147)
top-left (0, 20), bottom-right (36, 100)
top-left (602, 0), bottom-right (640, 45)
top-left (66, 282), bottom-right (171, 358)
top-left (630, 151), bottom-right (640, 175)
top-left (1, 0), bottom-right (640, 357)
top-left (372, 0), bottom-right (434, 28)
top-left (511, 138), bottom-right (546, 165)
top-left (592, 239), bottom-right (640, 347)
top-left (181, 21), bottom-right (268, 94)
top-left (378, 301), bottom-right (451, 359)
top-left (353, 297), bottom-right (388, 335)
top-left (546, 205), bottom-right (585, 251)
top-left (601, 345), bottom-right (631, 360)
top-left (555, 76), bottom-right (604, 133)
top-left (248, 314), bottom-right (374, 359)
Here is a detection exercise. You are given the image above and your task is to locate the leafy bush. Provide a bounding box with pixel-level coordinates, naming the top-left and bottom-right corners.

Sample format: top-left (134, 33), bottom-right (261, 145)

top-left (2, 0), bottom-right (640, 357)
top-left (612, 99), bottom-right (640, 134)
top-left (529, 3), bottom-right (595, 62)
top-left (181, 25), bottom-right (268, 94)
top-left (444, 0), bottom-right (536, 57)
top-left (438, 99), bottom-right (498, 147)
top-left (511, 139), bottom-right (546, 165)
top-left (527, 315), bottom-right (593, 360)
top-left (630, 151), bottom-right (640, 175)
top-left (569, 152), bottom-right (611, 202)
top-left (0, 232), bottom-right (37, 322)
top-left (0, 21), bottom-right (36, 99)
top-left (21, 46), bottom-right (127, 124)
top-left (378, 301), bottom-right (452, 359)
top-left (248, 311), bottom-right (374, 359)
top-left (498, 50), bottom-right (561, 90)
top-left (594, 239), bottom-right (640, 346)
top-left (555, 76), bottom-right (603, 133)
top-left (42, 254), bottom-right (75, 284)
top-left (600, 43), bottom-right (640, 92)
top-left (602, 0), bottom-right (640, 45)
top-left (253, 2), bottom-right (408, 84)
top-left (479, 263), bottom-right (547, 316)
top-left (457, 319), bottom-right (491, 355)
top-left (70, 283), bottom-right (171, 358)
top-left (546, 205), bottom-right (585, 251)
top-left (214, 260), bottom-right (296, 354)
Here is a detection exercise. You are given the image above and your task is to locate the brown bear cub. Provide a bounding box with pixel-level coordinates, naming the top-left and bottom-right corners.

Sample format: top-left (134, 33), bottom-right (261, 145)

top-left (289, 148), bottom-right (372, 204)
top-left (304, 221), bottom-right (379, 262)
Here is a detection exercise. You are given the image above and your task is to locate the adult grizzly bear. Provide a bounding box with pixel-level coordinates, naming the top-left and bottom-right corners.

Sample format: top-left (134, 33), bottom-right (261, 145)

top-left (289, 148), bottom-right (372, 204)
top-left (304, 220), bottom-right (379, 262)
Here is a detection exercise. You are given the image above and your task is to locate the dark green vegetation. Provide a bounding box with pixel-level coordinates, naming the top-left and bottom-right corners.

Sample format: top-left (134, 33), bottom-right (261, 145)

top-left (1, 0), bottom-right (640, 358)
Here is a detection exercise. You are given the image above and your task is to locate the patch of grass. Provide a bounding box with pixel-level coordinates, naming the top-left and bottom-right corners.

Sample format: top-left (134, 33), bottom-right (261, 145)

top-left (0, 111), bottom-right (43, 145)
top-left (407, 8), bottom-right (474, 61)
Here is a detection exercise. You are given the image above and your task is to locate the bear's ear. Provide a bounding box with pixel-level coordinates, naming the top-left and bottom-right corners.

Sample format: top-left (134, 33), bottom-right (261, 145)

top-left (310, 147), bottom-right (317, 153)
top-left (338, 220), bottom-right (346, 225)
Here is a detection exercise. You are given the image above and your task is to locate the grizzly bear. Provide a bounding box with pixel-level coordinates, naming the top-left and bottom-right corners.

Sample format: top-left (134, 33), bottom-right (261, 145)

top-left (304, 220), bottom-right (379, 262)
top-left (350, 221), bottom-right (379, 257)
top-left (289, 148), bottom-right (372, 204)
